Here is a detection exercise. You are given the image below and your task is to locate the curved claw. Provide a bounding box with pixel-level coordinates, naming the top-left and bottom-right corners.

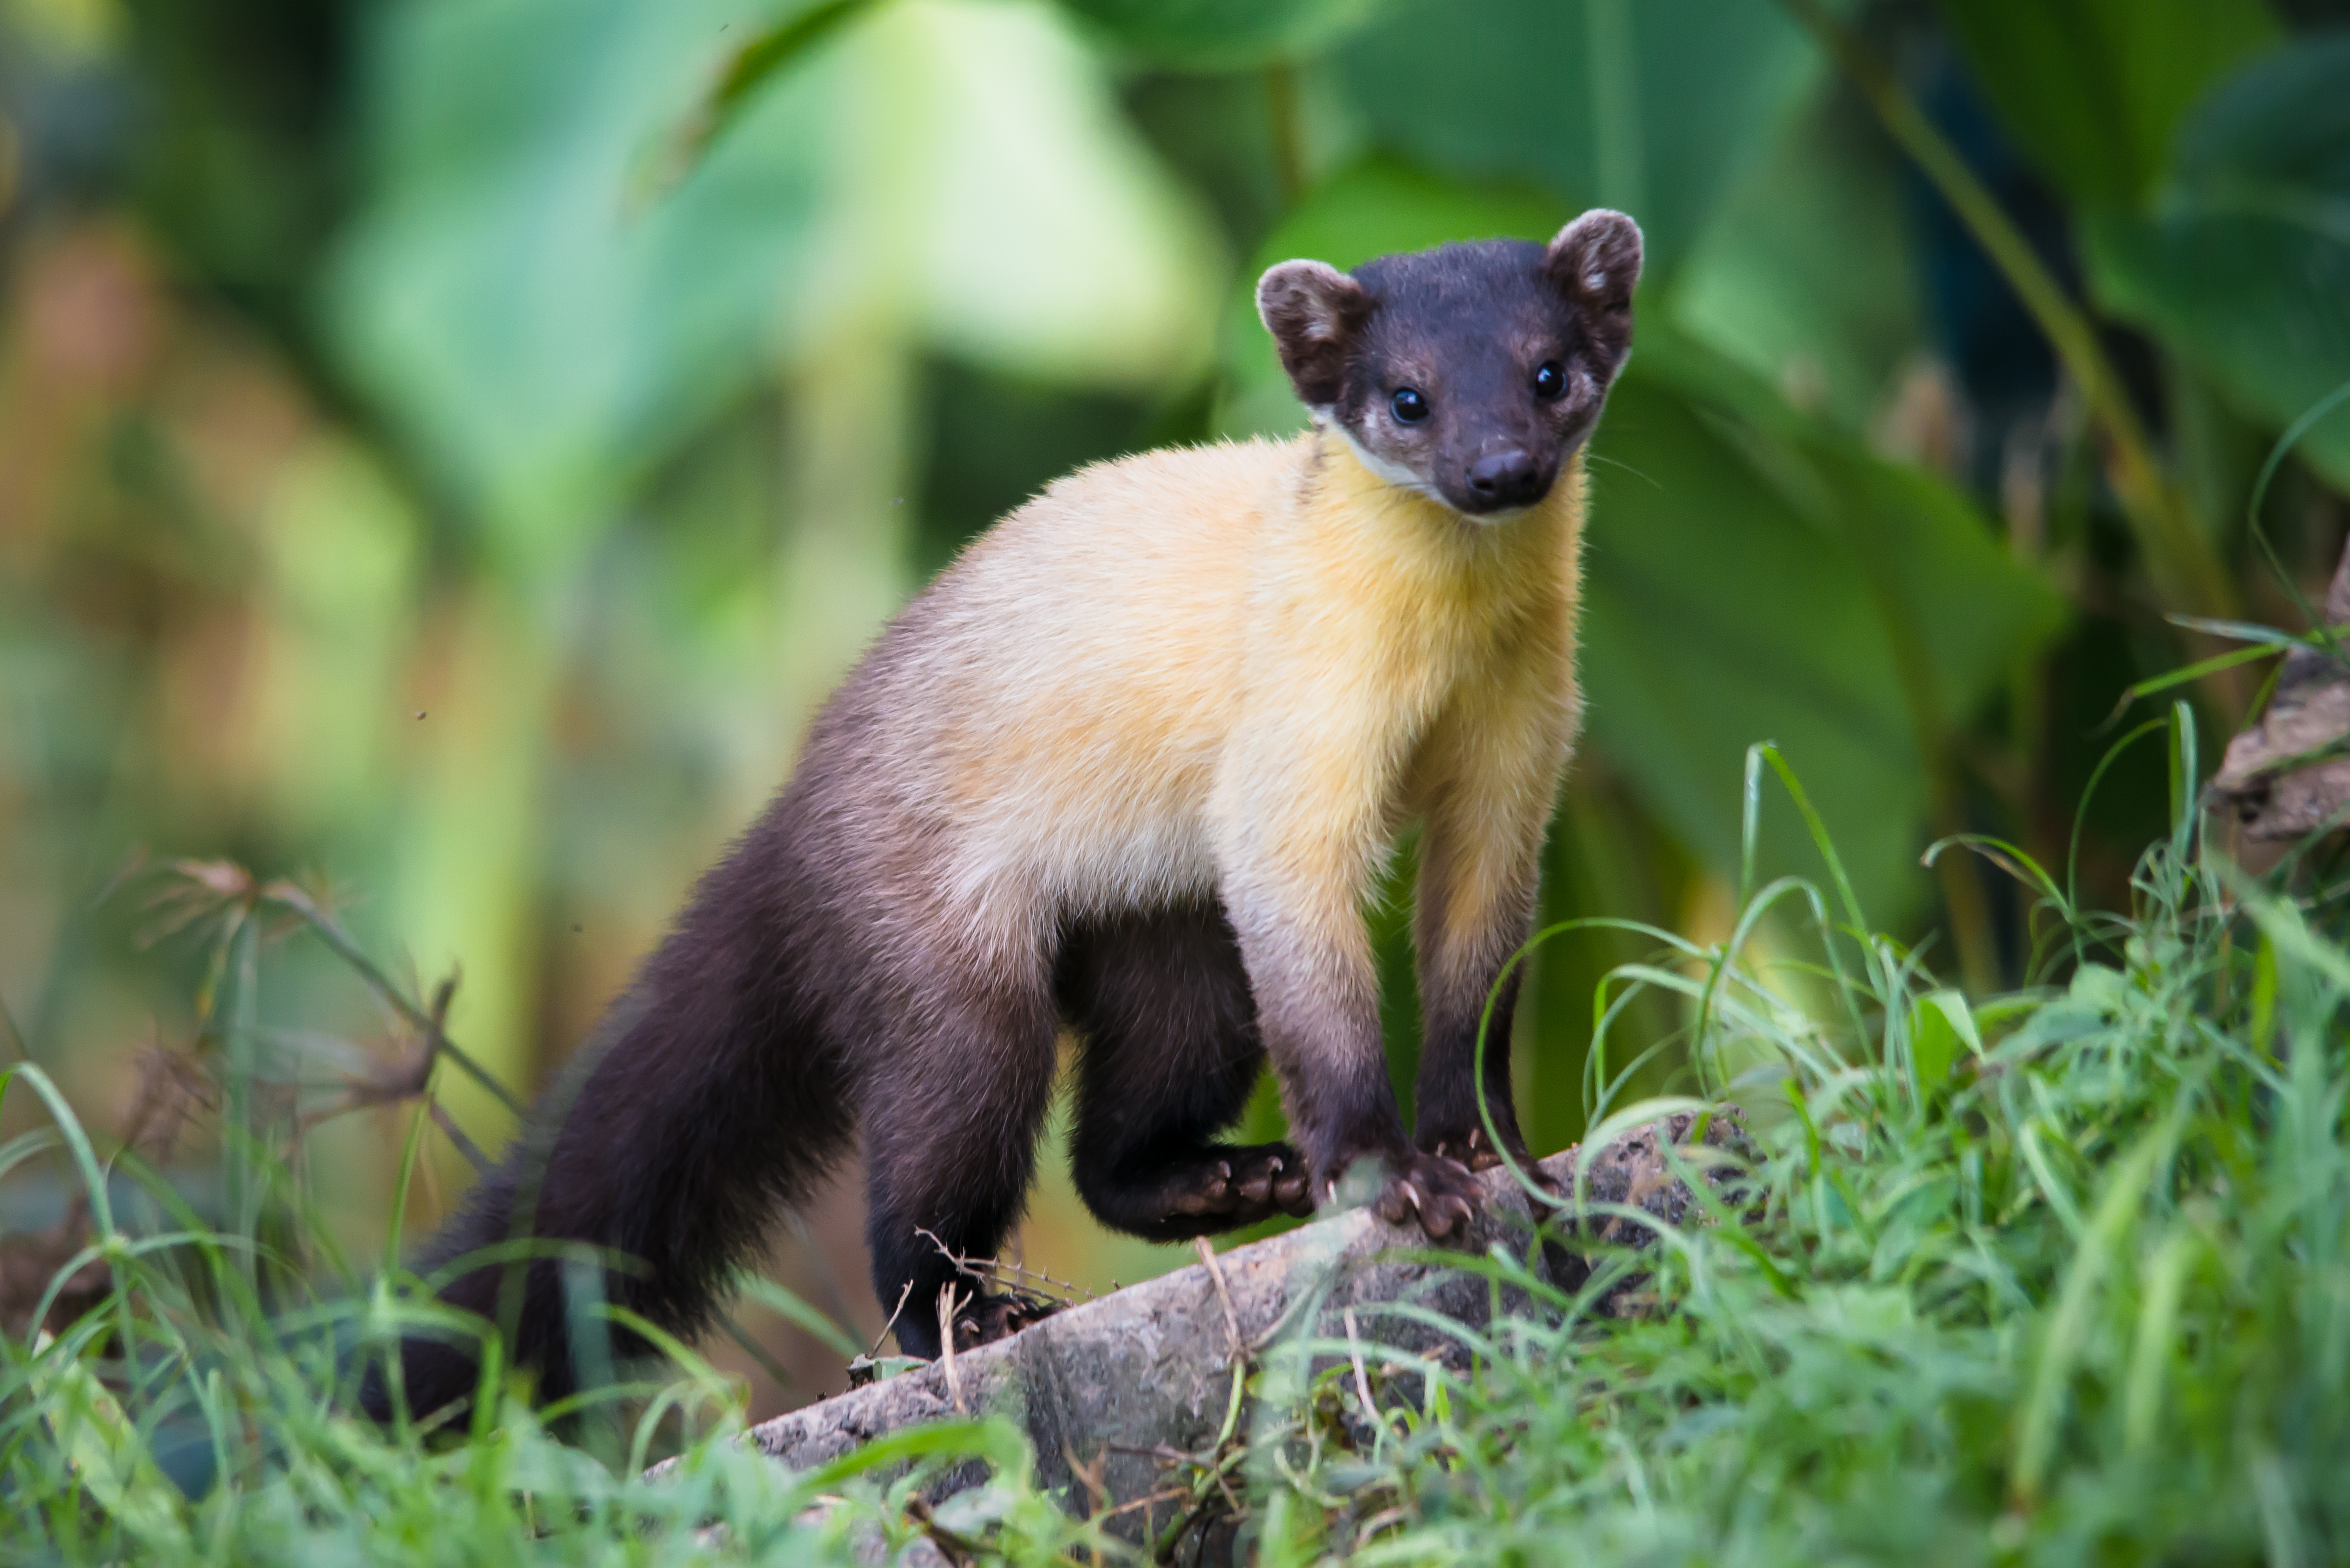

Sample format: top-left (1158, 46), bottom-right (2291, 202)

top-left (1373, 1149), bottom-right (1481, 1241)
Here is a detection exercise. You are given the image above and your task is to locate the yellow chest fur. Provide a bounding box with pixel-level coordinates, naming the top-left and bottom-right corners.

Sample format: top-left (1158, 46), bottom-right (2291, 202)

top-left (1250, 432), bottom-right (1583, 770)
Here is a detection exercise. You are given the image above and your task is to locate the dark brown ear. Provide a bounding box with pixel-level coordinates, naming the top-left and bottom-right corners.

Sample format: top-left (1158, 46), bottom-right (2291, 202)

top-left (1543, 210), bottom-right (1643, 372)
top-left (1256, 259), bottom-right (1371, 409)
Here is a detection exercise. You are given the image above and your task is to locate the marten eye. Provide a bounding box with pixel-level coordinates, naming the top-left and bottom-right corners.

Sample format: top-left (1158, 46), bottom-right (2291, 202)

top-left (1533, 361), bottom-right (1567, 401)
top-left (1391, 387), bottom-right (1429, 423)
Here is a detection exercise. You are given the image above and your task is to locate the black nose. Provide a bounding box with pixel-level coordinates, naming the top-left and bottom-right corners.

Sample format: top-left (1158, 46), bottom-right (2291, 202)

top-left (1467, 448), bottom-right (1541, 504)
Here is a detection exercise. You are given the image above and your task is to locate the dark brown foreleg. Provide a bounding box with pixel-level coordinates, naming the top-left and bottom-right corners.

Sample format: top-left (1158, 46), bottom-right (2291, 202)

top-left (1059, 903), bottom-right (1313, 1242)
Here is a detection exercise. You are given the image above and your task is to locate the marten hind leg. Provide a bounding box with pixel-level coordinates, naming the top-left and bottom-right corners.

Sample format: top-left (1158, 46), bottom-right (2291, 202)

top-left (1060, 903), bottom-right (1315, 1242)
top-left (863, 963), bottom-right (1059, 1360)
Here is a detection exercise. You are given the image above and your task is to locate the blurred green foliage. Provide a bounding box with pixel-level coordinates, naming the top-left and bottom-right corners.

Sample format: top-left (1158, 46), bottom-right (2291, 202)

top-left (1, 0), bottom-right (2346, 1417)
top-left (2083, 35), bottom-right (2350, 489)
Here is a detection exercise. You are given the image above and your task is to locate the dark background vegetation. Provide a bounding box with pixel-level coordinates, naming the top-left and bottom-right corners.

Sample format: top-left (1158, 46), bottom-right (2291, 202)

top-left (2, 0), bottom-right (2345, 1417)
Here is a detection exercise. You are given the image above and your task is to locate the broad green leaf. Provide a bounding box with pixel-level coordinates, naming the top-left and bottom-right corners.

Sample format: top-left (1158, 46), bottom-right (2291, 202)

top-left (327, 0), bottom-right (833, 559)
top-left (1937, 0), bottom-right (2280, 208)
top-left (1217, 175), bottom-right (2064, 923)
top-left (1598, 338), bottom-right (2063, 920)
top-left (2083, 37), bottom-right (2350, 492)
top-left (1672, 87), bottom-right (1924, 432)
top-left (1575, 374), bottom-right (1936, 920)
top-left (679, 0), bottom-right (877, 169)
top-left (876, 1), bottom-right (1224, 387)
top-left (1056, 0), bottom-right (1383, 71)
top-left (329, 0), bottom-right (1221, 560)
top-left (1332, 0), bottom-right (1818, 277)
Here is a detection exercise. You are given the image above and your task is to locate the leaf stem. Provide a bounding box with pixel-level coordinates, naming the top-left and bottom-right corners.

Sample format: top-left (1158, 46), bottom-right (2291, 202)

top-left (1781, 0), bottom-right (2241, 672)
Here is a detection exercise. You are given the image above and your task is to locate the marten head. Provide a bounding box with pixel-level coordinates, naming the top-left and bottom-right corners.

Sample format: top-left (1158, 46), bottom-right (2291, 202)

top-left (1256, 211), bottom-right (1642, 519)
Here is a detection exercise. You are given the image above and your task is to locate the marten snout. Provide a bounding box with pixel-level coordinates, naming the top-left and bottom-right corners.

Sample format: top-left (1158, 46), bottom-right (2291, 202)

top-left (1465, 446), bottom-right (1545, 509)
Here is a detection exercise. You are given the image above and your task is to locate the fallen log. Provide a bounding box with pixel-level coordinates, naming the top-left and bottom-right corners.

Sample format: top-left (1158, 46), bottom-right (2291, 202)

top-left (2209, 534), bottom-right (2350, 839)
top-left (696, 1113), bottom-right (1745, 1545)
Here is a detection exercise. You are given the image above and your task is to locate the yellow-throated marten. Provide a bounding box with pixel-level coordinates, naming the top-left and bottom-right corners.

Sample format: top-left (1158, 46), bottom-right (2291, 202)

top-left (378, 209), bottom-right (1644, 1416)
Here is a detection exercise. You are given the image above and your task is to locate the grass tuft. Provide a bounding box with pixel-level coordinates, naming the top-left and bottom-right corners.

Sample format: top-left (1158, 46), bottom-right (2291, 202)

top-left (9, 723), bottom-right (2350, 1563)
top-left (1241, 723), bottom-right (2350, 1564)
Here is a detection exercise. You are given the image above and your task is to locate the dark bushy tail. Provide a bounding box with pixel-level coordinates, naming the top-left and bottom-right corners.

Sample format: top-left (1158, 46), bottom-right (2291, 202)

top-left (366, 809), bottom-right (856, 1419)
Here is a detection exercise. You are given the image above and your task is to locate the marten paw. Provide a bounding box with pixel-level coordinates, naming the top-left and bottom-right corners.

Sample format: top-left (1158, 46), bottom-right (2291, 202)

top-left (950, 1290), bottom-right (1057, 1349)
top-left (1420, 1125), bottom-right (1565, 1208)
top-left (1370, 1148), bottom-right (1482, 1241)
top-left (1164, 1143), bottom-right (1315, 1224)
